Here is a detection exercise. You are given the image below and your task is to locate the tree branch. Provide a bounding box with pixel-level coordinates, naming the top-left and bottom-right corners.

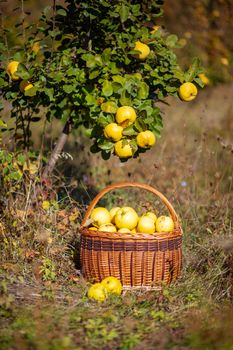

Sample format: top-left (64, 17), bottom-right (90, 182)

top-left (42, 119), bottom-right (72, 179)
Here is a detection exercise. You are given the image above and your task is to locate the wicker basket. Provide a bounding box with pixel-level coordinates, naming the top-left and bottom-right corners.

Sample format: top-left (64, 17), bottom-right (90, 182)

top-left (80, 182), bottom-right (182, 290)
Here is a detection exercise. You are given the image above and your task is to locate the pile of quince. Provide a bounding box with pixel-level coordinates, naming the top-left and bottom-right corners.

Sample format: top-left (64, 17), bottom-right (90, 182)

top-left (88, 206), bottom-right (174, 234)
top-left (87, 276), bottom-right (122, 302)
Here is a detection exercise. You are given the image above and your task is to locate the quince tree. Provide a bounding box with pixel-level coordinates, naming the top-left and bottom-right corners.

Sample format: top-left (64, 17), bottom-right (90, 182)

top-left (0, 0), bottom-right (204, 180)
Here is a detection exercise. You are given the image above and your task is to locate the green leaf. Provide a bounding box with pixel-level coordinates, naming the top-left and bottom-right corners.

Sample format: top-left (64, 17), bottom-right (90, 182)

top-left (84, 128), bottom-right (92, 138)
top-left (131, 4), bottom-right (141, 16)
top-left (0, 78), bottom-right (7, 88)
top-left (61, 54), bottom-right (72, 66)
top-left (67, 68), bottom-right (79, 77)
top-left (16, 63), bottom-right (31, 80)
top-left (80, 53), bottom-right (101, 68)
top-left (98, 140), bottom-right (114, 151)
top-left (119, 90), bottom-right (132, 106)
top-left (9, 171), bottom-right (22, 181)
top-left (94, 55), bottom-right (103, 66)
top-left (102, 80), bottom-right (113, 97)
top-left (144, 64), bottom-right (152, 71)
top-left (97, 113), bottom-right (114, 127)
top-left (122, 125), bottom-right (138, 136)
top-left (138, 101), bottom-right (153, 116)
top-left (137, 82), bottom-right (149, 99)
top-left (81, 54), bottom-right (96, 68)
top-left (13, 51), bottom-right (24, 62)
top-left (166, 86), bottom-right (177, 93)
top-left (44, 88), bottom-right (54, 101)
top-left (62, 108), bottom-right (71, 120)
top-left (172, 68), bottom-right (185, 83)
top-left (165, 35), bottom-right (178, 48)
top-left (193, 77), bottom-right (204, 88)
top-left (132, 73), bottom-right (142, 80)
top-left (108, 62), bottom-right (120, 74)
top-left (63, 85), bottom-right (75, 93)
top-left (112, 82), bottom-right (122, 94)
top-left (58, 98), bottom-right (68, 108)
top-left (17, 154), bottom-right (26, 165)
top-left (48, 30), bottom-right (61, 38)
top-left (150, 125), bottom-right (162, 137)
top-left (57, 8), bottom-right (66, 16)
top-left (134, 118), bottom-right (146, 132)
top-left (129, 139), bottom-right (138, 154)
top-left (119, 4), bottom-right (129, 23)
top-left (89, 70), bottom-right (100, 79)
top-left (184, 57), bottom-right (201, 82)
top-left (85, 94), bottom-right (96, 105)
top-left (102, 48), bottom-right (111, 62)
top-left (112, 75), bottom-right (126, 85)
top-left (24, 86), bottom-right (38, 97)
top-left (101, 101), bottom-right (118, 113)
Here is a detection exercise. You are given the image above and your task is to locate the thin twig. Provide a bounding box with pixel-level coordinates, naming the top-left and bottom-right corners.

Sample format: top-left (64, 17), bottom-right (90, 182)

top-left (51, 0), bottom-right (56, 56)
top-left (42, 118), bottom-right (72, 179)
top-left (21, 0), bottom-right (26, 44)
top-left (23, 179), bottom-right (32, 222)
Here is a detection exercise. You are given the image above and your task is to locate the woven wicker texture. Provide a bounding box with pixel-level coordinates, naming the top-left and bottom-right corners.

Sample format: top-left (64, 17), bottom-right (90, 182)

top-left (80, 182), bottom-right (182, 290)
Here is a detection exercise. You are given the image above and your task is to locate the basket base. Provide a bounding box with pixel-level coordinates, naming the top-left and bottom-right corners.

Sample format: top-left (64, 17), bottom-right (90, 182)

top-left (122, 285), bottom-right (162, 292)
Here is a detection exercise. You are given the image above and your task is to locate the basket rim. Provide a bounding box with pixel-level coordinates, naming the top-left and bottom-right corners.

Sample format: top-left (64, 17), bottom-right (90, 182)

top-left (80, 226), bottom-right (182, 241)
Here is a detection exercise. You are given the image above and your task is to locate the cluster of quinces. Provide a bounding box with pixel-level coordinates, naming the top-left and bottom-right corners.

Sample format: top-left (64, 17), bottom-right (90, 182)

top-left (104, 105), bottom-right (156, 158)
top-left (87, 276), bottom-right (122, 302)
top-left (88, 206), bottom-right (174, 235)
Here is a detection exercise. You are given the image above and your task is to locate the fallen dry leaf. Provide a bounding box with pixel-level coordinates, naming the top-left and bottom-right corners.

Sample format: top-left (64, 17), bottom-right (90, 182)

top-left (68, 275), bottom-right (80, 283)
top-left (23, 249), bottom-right (39, 261)
top-left (35, 229), bottom-right (52, 244)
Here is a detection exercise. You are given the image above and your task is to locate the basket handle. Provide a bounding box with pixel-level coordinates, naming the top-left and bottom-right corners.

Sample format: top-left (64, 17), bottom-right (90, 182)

top-left (81, 182), bottom-right (180, 230)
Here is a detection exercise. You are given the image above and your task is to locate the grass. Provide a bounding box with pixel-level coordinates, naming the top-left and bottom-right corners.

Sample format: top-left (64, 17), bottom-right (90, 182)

top-left (0, 85), bottom-right (233, 349)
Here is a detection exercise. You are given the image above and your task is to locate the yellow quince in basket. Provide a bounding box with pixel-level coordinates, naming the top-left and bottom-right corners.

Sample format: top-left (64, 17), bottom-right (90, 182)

top-left (118, 228), bottom-right (131, 233)
top-left (109, 207), bottom-right (121, 224)
top-left (143, 211), bottom-right (157, 222)
top-left (99, 223), bottom-right (117, 233)
top-left (137, 216), bottom-right (155, 234)
top-left (91, 207), bottom-right (111, 227)
top-left (156, 216), bottom-right (174, 232)
top-left (115, 207), bottom-right (138, 230)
